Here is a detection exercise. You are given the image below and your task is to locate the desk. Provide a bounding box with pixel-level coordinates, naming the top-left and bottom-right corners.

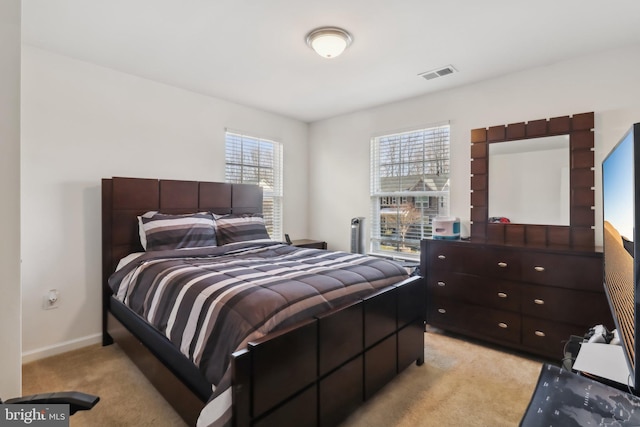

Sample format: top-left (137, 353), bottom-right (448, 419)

top-left (566, 338), bottom-right (634, 393)
top-left (521, 363), bottom-right (640, 426)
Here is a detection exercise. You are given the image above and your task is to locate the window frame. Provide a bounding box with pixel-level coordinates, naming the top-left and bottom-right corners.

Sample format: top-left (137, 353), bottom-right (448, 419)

top-left (370, 123), bottom-right (451, 259)
top-left (224, 130), bottom-right (283, 240)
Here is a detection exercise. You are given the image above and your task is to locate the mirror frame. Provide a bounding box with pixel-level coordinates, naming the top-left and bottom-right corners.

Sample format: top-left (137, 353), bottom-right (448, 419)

top-left (470, 112), bottom-right (595, 248)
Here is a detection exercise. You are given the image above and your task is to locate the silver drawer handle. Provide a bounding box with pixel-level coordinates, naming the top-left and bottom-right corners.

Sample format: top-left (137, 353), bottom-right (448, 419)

top-left (497, 262), bottom-right (507, 268)
top-left (534, 299), bottom-right (545, 305)
top-left (438, 255), bottom-right (446, 260)
top-left (535, 331), bottom-right (546, 337)
top-left (437, 281), bottom-right (446, 287)
top-left (534, 266), bottom-right (545, 272)
top-left (437, 308), bottom-right (447, 314)
top-left (497, 292), bottom-right (508, 298)
top-left (498, 322), bottom-right (508, 329)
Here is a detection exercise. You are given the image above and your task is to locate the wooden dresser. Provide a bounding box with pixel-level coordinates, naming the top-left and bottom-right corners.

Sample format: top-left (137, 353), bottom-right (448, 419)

top-left (421, 238), bottom-right (613, 359)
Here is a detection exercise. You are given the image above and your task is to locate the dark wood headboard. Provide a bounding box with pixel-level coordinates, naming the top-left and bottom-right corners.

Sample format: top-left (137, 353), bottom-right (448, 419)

top-left (101, 177), bottom-right (263, 295)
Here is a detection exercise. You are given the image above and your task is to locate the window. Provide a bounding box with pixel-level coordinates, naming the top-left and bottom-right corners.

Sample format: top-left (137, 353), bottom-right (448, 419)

top-left (225, 131), bottom-right (283, 240)
top-left (370, 124), bottom-right (450, 258)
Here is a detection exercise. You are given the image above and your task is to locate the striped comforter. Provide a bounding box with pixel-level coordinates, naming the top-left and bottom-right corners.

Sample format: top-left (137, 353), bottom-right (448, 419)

top-left (108, 240), bottom-right (409, 426)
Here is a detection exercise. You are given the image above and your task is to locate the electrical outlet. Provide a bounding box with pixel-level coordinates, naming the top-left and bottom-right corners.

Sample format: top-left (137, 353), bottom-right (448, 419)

top-left (42, 289), bottom-right (60, 310)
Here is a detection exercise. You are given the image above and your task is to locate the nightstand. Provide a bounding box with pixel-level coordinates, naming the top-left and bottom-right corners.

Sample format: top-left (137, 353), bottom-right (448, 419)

top-left (291, 239), bottom-right (327, 250)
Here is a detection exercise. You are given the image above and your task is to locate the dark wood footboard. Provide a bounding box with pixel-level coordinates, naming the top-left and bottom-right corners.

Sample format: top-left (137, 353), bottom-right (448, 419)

top-left (231, 275), bottom-right (425, 427)
top-left (105, 274), bottom-right (425, 427)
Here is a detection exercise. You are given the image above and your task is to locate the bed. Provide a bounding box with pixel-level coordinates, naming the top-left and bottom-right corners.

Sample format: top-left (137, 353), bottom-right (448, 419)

top-left (101, 176), bottom-right (426, 427)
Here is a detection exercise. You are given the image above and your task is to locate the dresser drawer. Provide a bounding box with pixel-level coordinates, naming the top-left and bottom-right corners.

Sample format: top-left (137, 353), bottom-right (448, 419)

top-left (427, 241), bottom-right (485, 275)
top-left (428, 297), bottom-right (521, 344)
top-left (521, 252), bottom-right (603, 291)
top-left (521, 285), bottom-right (611, 327)
top-left (482, 248), bottom-right (522, 281)
top-left (522, 316), bottom-right (587, 359)
top-left (428, 241), bottom-right (522, 280)
top-left (427, 273), bottom-right (520, 311)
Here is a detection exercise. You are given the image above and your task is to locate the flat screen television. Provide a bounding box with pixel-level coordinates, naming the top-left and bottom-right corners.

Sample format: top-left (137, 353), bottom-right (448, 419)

top-left (602, 122), bottom-right (640, 393)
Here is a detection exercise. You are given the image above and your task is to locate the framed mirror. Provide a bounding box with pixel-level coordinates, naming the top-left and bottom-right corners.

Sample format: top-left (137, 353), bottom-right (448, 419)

top-left (470, 112), bottom-right (595, 248)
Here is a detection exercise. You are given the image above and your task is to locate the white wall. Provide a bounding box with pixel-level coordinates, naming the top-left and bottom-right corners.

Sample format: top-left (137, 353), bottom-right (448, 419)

top-left (20, 46), bottom-right (309, 359)
top-left (0, 0), bottom-right (22, 398)
top-left (309, 44), bottom-right (640, 252)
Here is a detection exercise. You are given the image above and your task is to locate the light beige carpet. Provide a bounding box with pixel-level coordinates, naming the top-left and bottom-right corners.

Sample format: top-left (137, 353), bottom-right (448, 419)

top-left (341, 327), bottom-right (544, 427)
top-left (22, 343), bottom-right (187, 427)
top-left (22, 328), bottom-right (545, 427)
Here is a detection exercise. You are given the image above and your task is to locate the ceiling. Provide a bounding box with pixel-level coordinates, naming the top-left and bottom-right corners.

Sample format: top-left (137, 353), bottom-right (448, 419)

top-left (21, 0), bottom-right (640, 123)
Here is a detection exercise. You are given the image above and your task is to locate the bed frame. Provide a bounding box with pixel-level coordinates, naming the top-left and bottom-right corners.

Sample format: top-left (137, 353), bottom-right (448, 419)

top-left (102, 176), bottom-right (426, 427)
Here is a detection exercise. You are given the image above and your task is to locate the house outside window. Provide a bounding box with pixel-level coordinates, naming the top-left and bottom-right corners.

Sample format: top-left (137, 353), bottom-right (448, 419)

top-left (225, 131), bottom-right (283, 240)
top-left (370, 124), bottom-right (450, 258)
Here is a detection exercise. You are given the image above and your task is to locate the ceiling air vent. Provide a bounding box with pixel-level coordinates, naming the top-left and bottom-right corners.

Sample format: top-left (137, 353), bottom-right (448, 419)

top-left (419, 65), bottom-right (457, 81)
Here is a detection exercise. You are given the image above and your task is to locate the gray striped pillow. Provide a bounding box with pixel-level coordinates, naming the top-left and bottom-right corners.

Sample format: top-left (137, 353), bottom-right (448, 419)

top-left (215, 214), bottom-right (270, 245)
top-left (137, 211), bottom-right (158, 250)
top-left (140, 212), bottom-right (217, 251)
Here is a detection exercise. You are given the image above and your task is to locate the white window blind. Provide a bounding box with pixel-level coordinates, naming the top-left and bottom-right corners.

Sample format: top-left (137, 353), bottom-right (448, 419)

top-left (370, 124), bottom-right (450, 258)
top-left (225, 131), bottom-right (283, 240)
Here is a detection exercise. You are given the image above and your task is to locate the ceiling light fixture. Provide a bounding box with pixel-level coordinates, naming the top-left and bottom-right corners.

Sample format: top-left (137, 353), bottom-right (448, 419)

top-left (305, 27), bottom-right (353, 59)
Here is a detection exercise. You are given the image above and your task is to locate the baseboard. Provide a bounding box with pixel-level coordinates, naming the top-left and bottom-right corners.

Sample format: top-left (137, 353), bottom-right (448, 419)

top-left (21, 333), bottom-right (103, 364)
